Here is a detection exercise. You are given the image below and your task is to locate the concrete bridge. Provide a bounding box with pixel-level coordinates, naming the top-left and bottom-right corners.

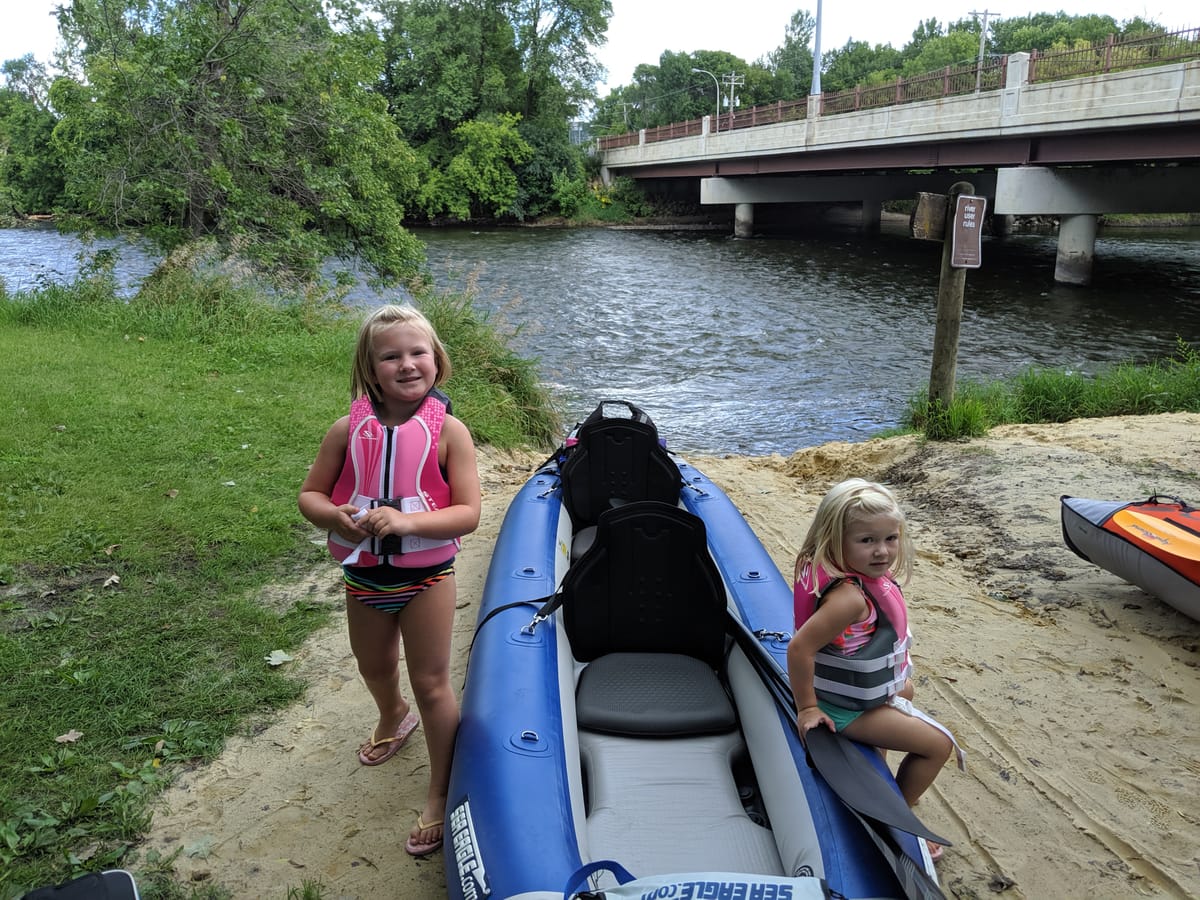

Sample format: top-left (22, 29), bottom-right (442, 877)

top-left (598, 49), bottom-right (1200, 284)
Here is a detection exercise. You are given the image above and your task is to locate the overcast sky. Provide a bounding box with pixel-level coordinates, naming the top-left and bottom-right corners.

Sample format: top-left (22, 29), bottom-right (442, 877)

top-left (3, 0), bottom-right (1194, 93)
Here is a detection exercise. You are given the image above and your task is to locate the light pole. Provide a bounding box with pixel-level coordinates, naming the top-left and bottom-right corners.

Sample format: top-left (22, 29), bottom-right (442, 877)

top-left (810, 0), bottom-right (822, 96)
top-left (970, 9), bottom-right (997, 93)
top-left (691, 67), bottom-right (721, 133)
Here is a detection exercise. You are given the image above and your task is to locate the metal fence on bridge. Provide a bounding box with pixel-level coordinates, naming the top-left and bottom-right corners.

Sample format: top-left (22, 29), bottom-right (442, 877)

top-left (1028, 26), bottom-right (1200, 82)
top-left (595, 26), bottom-right (1200, 152)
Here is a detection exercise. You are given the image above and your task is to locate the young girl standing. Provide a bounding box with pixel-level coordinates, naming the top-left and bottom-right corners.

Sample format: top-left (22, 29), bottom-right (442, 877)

top-left (299, 304), bottom-right (481, 858)
top-left (787, 478), bottom-right (961, 861)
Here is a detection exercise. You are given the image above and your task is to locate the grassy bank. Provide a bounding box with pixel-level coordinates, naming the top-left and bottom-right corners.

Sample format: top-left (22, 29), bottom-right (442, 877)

top-left (0, 265), bottom-right (558, 899)
top-left (905, 338), bottom-right (1200, 440)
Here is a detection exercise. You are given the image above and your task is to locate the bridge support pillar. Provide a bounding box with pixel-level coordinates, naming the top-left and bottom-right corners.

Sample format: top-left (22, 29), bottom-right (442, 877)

top-left (991, 214), bottom-right (1014, 237)
top-left (734, 203), bottom-right (754, 238)
top-left (1054, 214), bottom-right (1098, 285)
top-left (861, 201), bottom-right (881, 235)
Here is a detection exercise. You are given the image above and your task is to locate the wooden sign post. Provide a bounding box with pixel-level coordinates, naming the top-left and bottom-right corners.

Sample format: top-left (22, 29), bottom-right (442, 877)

top-left (913, 181), bottom-right (985, 411)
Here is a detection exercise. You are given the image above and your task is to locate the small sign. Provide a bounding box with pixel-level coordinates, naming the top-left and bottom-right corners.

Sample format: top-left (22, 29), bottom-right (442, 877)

top-left (950, 194), bottom-right (986, 268)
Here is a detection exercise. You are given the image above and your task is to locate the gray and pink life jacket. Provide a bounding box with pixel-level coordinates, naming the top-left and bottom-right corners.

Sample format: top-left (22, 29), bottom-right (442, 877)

top-left (794, 561), bottom-right (913, 710)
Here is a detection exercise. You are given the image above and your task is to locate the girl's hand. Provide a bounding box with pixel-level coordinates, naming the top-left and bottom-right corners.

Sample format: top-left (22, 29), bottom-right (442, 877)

top-left (797, 706), bottom-right (835, 743)
top-left (354, 504), bottom-right (413, 539)
top-left (329, 504), bottom-right (370, 543)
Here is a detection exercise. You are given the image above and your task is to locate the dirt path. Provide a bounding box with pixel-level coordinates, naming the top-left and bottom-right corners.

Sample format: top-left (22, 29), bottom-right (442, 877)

top-left (144, 414), bottom-right (1200, 899)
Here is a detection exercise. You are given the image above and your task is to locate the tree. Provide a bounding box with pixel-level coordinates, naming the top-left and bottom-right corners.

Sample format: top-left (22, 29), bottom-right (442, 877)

top-left (509, 0), bottom-right (612, 124)
top-left (821, 40), bottom-right (903, 92)
top-left (765, 9), bottom-right (815, 97)
top-left (0, 93), bottom-right (64, 216)
top-left (375, 0), bottom-right (602, 224)
top-left (420, 113), bottom-right (533, 220)
top-left (990, 13), bottom-right (1121, 54)
top-left (901, 31), bottom-right (980, 76)
top-left (0, 56), bottom-right (63, 216)
top-left (50, 0), bottom-right (425, 284)
top-left (1, 55), bottom-right (53, 110)
top-left (377, 0), bottom-right (519, 151)
top-left (513, 119), bottom-right (585, 219)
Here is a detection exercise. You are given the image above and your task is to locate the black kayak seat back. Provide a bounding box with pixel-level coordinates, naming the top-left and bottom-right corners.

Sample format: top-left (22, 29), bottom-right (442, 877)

top-left (560, 500), bottom-right (728, 668)
top-left (559, 403), bottom-right (682, 531)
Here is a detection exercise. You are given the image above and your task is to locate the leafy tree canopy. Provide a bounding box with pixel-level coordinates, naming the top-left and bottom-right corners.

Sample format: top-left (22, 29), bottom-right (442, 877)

top-left (0, 82), bottom-right (64, 215)
top-left (46, 0), bottom-right (425, 285)
top-left (419, 112), bottom-right (533, 220)
top-left (375, 0), bottom-right (610, 222)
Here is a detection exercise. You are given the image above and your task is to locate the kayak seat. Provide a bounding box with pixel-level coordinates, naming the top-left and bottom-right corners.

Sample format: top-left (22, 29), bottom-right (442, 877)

top-left (560, 408), bottom-right (682, 560)
top-left (576, 652), bottom-right (736, 737)
top-left (560, 500), bottom-right (728, 667)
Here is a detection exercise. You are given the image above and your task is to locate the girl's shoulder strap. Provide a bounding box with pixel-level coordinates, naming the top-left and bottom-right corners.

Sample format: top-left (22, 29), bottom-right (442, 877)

top-left (416, 389), bottom-right (449, 434)
top-left (808, 563), bottom-right (865, 602)
top-left (348, 395), bottom-right (376, 432)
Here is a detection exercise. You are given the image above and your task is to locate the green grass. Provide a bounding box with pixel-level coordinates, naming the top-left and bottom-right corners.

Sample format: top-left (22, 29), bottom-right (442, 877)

top-left (0, 260), bottom-right (558, 899)
top-left (904, 338), bottom-right (1200, 440)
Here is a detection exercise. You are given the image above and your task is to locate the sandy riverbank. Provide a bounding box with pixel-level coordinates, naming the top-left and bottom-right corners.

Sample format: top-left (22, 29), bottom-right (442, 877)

top-left (144, 412), bottom-right (1200, 899)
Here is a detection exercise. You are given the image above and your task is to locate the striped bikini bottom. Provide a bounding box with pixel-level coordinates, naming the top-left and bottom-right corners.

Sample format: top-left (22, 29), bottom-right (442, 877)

top-left (343, 560), bottom-right (456, 613)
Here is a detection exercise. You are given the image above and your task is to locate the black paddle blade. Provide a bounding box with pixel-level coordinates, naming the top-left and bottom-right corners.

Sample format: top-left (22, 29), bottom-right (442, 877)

top-left (805, 725), bottom-right (952, 846)
top-left (848, 811), bottom-right (949, 900)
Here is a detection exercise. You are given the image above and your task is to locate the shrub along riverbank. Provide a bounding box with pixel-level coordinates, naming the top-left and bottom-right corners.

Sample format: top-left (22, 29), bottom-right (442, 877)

top-left (2, 264), bottom-right (1197, 898)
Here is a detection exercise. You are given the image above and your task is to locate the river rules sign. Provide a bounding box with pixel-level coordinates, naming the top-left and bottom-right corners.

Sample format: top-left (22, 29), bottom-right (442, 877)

top-left (950, 194), bottom-right (986, 268)
top-left (911, 191), bottom-right (987, 268)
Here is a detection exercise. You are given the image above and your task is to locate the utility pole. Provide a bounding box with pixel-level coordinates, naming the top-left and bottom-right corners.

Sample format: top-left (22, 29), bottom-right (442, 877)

top-left (970, 9), bottom-right (998, 93)
top-left (722, 72), bottom-right (745, 125)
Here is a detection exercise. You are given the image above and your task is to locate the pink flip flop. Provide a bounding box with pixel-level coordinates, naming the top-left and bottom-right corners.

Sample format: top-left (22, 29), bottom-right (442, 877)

top-left (925, 839), bottom-right (944, 862)
top-left (405, 815), bottom-right (444, 857)
top-left (357, 710), bottom-right (419, 766)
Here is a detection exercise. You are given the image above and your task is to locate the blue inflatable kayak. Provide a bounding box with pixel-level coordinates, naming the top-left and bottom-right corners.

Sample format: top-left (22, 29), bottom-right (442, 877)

top-left (445, 401), bottom-right (943, 900)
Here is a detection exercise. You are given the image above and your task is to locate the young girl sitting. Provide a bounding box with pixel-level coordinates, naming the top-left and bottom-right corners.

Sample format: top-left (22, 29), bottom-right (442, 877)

top-left (787, 478), bottom-right (962, 862)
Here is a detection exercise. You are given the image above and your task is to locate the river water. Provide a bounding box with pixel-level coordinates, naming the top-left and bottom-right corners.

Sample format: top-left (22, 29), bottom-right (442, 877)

top-left (3, 222), bottom-right (1199, 454)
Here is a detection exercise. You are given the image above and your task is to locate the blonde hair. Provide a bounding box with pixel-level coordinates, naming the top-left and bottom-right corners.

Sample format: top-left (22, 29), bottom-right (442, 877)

top-left (349, 304), bottom-right (452, 403)
top-left (794, 478), bottom-right (913, 585)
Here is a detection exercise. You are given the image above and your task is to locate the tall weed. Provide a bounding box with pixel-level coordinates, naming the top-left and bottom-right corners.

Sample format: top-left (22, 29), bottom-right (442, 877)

top-left (905, 339), bottom-right (1200, 439)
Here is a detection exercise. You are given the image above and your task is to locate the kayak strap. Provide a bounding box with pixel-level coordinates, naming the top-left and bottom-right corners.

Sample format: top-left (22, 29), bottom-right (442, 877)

top-left (469, 591), bottom-right (559, 645)
top-left (561, 859), bottom-right (637, 899)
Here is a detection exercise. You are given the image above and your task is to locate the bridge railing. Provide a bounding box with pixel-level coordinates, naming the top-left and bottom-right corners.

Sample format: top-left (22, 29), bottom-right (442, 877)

top-left (1029, 25), bottom-right (1200, 82)
top-left (820, 57), bottom-right (1006, 115)
top-left (596, 26), bottom-right (1200, 153)
top-left (718, 98), bottom-right (809, 132)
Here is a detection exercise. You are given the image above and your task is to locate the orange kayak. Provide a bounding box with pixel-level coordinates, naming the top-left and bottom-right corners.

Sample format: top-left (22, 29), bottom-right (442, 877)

top-left (1061, 494), bottom-right (1200, 622)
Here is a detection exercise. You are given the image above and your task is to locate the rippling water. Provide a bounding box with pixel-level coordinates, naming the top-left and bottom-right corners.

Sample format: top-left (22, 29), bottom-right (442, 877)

top-left (4, 222), bottom-right (1199, 454)
top-left (418, 225), bottom-right (1200, 453)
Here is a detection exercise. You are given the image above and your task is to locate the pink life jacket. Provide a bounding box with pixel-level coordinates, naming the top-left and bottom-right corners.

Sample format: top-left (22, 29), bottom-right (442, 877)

top-left (327, 391), bottom-right (458, 568)
top-left (794, 561), bottom-right (913, 710)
